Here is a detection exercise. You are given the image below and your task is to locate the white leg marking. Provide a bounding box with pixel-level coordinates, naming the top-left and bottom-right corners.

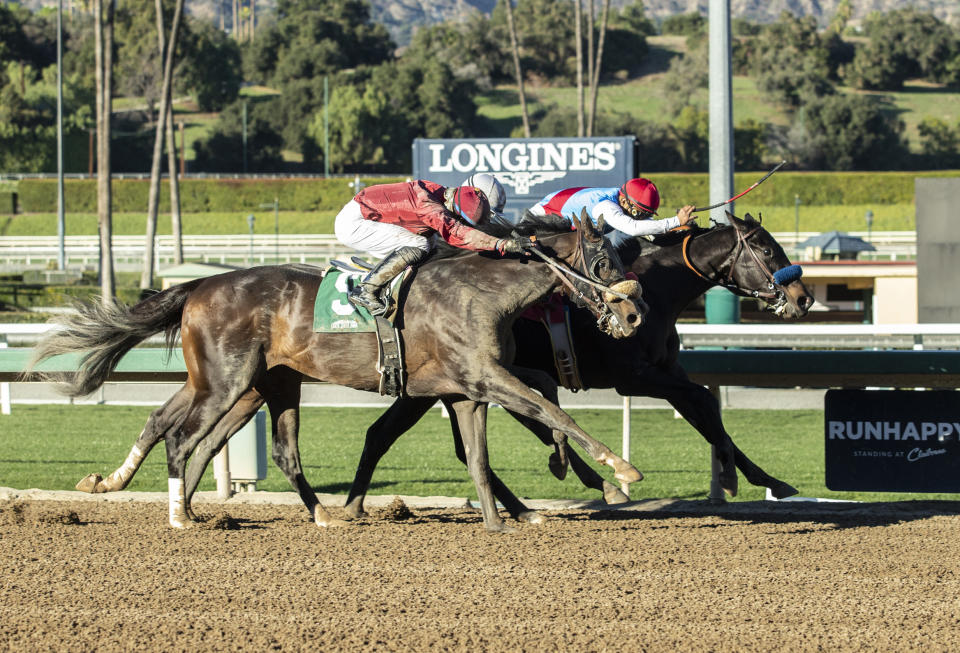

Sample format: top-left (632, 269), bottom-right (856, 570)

top-left (168, 478), bottom-right (186, 528)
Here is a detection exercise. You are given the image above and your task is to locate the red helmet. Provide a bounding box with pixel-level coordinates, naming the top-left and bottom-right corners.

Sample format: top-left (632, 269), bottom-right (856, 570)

top-left (619, 178), bottom-right (660, 217)
top-left (450, 186), bottom-right (490, 225)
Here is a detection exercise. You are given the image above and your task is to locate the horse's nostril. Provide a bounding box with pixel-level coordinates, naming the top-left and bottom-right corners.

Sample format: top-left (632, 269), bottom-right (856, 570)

top-left (628, 312), bottom-right (640, 325)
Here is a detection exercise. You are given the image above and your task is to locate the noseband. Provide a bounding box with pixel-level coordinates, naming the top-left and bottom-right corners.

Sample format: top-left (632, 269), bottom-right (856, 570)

top-left (528, 231), bottom-right (634, 334)
top-left (680, 225), bottom-right (782, 301)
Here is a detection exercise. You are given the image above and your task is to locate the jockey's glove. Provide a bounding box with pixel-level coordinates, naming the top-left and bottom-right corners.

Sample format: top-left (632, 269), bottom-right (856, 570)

top-left (496, 236), bottom-right (536, 256)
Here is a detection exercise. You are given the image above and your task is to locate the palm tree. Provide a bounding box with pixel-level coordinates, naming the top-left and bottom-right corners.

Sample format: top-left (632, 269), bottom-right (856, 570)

top-left (503, 0), bottom-right (530, 137)
top-left (142, 0), bottom-right (185, 289)
top-left (587, 0), bottom-right (610, 136)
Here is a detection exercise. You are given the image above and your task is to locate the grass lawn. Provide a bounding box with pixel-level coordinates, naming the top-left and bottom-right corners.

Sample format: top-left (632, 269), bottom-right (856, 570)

top-left (2, 203), bottom-right (913, 237)
top-left (2, 405), bottom-right (957, 504)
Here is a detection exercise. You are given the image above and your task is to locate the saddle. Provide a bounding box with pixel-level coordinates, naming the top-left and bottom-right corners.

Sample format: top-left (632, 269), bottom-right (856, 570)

top-left (520, 294), bottom-right (585, 392)
top-left (314, 259), bottom-right (411, 397)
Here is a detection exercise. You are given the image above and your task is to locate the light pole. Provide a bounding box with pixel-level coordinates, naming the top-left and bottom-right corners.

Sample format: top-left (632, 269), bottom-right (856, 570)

top-left (865, 209), bottom-right (874, 245)
top-left (794, 194), bottom-right (801, 254)
top-left (56, 0), bottom-right (65, 270)
top-left (259, 198), bottom-right (279, 263)
top-left (246, 213), bottom-right (255, 266)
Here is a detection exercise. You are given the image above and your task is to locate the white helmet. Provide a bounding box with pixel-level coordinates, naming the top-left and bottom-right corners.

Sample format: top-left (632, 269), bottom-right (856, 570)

top-left (462, 173), bottom-right (506, 216)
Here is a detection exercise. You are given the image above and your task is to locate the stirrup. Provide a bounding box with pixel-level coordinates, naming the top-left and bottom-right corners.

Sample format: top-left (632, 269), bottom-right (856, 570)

top-left (349, 288), bottom-right (388, 316)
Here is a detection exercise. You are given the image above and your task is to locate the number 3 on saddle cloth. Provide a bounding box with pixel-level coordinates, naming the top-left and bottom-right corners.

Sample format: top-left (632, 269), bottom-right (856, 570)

top-left (519, 294), bottom-right (585, 392)
top-left (312, 264), bottom-right (413, 397)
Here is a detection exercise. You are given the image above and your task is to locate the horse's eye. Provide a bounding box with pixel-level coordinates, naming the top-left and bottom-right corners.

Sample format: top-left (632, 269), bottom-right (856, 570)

top-left (762, 248), bottom-right (771, 256)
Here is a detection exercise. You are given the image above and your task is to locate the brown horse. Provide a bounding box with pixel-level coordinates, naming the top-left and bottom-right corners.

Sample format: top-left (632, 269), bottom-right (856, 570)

top-left (28, 215), bottom-right (644, 532)
top-left (337, 212), bottom-right (815, 518)
top-left (177, 211), bottom-right (814, 526)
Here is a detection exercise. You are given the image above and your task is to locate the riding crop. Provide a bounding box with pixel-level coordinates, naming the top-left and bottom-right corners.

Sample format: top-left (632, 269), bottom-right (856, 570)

top-left (692, 160), bottom-right (787, 213)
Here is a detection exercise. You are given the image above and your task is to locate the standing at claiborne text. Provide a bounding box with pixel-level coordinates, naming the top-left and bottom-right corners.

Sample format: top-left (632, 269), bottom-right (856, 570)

top-left (529, 178), bottom-right (698, 248)
top-left (334, 179), bottom-right (534, 315)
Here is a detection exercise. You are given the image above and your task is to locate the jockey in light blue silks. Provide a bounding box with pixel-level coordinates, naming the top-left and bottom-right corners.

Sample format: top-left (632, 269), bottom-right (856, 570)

top-left (528, 178), bottom-right (698, 249)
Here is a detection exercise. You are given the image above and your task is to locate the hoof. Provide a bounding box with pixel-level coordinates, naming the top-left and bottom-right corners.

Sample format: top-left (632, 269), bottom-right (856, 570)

top-left (75, 473), bottom-right (103, 493)
top-left (548, 452), bottom-right (568, 480)
top-left (315, 519), bottom-right (349, 528)
top-left (721, 471), bottom-right (739, 497)
top-left (516, 510), bottom-right (546, 525)
top-left (341, 500), bottom-right (367, 521)
top-left (602, 481), bottom-right (630, 505)
top-left (612, 465), bottom-right (643, 484)
top-left (169, 517), bottom-right (195, 529)
top-left (485, 522), bottom-right (516, 534)
top-left (769, 482), bottom-right (799, 499)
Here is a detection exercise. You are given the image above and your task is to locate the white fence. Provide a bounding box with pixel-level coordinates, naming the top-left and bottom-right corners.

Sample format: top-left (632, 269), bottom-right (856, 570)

top-left (0, 231), bottom-right (916, 272)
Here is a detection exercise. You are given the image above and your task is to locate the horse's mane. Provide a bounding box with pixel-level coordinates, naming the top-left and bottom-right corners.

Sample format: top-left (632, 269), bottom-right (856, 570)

top-left (431, 212), bottom-right (574, 260)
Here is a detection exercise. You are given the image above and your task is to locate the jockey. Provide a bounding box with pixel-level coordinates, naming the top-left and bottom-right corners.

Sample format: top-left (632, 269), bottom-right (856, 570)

top-left (528, 178), bottom-right (697, 248)
top-left (335, 179), bottom-right (533, 315)
top-left (462, 173), bottom-right (507, 219)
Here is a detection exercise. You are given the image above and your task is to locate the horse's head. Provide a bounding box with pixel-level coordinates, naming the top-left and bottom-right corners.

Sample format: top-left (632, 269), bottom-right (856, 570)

top-left (689, 212), bottom-right (814, 318)
top-left (567, 210), bottom-right (646, 338)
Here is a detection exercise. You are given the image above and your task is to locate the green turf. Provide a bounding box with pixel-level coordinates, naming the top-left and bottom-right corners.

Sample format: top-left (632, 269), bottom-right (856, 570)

top-left (2, 404), bottom-right (957, 503)
top-left (3, 203), bottom-right (911, 238)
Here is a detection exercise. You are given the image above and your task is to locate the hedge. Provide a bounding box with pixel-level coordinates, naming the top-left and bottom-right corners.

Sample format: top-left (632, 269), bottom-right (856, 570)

top-left (14, 171), bottom-right (958, 214)
top-left (16, 177), bottom-right (406, 214)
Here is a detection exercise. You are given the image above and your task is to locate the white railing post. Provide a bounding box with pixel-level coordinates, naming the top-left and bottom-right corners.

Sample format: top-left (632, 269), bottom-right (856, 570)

top-left (621, 395), bottom-right (631, 497)
top-left (0, 341), bottom-right (9, 415)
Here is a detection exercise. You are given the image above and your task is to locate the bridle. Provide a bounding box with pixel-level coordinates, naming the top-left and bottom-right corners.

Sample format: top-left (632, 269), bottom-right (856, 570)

top-left (525, 229), bottom-right (639, 336)
top-left (680, 224), bottom-right (784, 303)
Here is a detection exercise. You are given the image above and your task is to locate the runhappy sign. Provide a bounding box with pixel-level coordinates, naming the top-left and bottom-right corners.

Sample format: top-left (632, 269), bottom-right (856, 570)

top-left (825, 389), bottom-right (960, 492)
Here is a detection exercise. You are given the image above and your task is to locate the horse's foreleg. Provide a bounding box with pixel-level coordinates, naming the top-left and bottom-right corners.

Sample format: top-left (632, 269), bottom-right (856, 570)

top-left (445, 399), bottom-right (545, 525)
top-left (261, 369), bottom-right (343, 527)
top-left (505, 365), bottom-right (568, 480)
top-left (344, 396), bottom-right (437, 520)
top-left (76, 387), bottom-right (193, 494)
top-left (448, 399), bottom-right (513, 533)
top-left (472, 366), bottom-right (642, 486)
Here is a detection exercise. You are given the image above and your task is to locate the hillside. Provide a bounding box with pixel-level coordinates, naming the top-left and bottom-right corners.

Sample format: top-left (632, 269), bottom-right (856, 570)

top-left (15, 0), bottom-right (960, 47)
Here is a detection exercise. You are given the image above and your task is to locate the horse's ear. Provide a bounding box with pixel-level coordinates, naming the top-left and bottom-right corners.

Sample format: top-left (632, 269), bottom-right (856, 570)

top-left (578, 208), bottom-right (597, 239)
top-left (726, 210), bottom-right (746, 230)
top-left (744, 212), bottom-right (761, 226)
top-left (571, 211), bottom-right (582, 232)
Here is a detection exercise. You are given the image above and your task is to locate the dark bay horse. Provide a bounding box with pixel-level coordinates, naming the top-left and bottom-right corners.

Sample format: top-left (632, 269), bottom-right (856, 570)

top-left (28, 216), bottom-right (644, 532)
top-left (340, 212), bottom-right (815, 519)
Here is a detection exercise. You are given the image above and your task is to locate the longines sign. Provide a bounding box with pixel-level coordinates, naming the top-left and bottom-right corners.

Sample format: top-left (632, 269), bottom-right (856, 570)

top-left (825, 389), bottom-right (960, 493)
top-left (412, 137), bottom-right (635, 218)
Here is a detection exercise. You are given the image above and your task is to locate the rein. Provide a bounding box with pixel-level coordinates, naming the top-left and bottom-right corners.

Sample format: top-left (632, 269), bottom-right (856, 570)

top-left (680, 225), bottom-right (780, 300)
top-left (526, 246), bottom-right (632, 301)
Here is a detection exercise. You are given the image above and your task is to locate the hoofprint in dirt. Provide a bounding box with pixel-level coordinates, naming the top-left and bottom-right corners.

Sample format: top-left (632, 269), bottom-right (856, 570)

top-left (1, 498), bottom-right (959, 651)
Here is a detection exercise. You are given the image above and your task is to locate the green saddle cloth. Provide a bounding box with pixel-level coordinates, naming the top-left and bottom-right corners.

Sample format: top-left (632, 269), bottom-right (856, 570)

top-left (312, 266), bottom-right (406, 333)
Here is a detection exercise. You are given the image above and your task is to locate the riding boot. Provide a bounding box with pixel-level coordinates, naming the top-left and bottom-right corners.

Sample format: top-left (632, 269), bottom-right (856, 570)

top-left (349, 246), bottom-right (427, 316)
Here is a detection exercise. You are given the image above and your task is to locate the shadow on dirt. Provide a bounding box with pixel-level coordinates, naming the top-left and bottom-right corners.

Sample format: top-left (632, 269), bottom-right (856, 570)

top-left (577, 500), bottom-right (960, 530)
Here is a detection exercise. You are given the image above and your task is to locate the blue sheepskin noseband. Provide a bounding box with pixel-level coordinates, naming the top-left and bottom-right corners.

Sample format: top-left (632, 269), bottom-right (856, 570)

top-left (773, 264), bottom-right (802, 286)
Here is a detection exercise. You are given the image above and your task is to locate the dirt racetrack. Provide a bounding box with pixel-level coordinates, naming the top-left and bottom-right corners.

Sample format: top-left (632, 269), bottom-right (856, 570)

top-left (2, 491), bottom-right (959, 652)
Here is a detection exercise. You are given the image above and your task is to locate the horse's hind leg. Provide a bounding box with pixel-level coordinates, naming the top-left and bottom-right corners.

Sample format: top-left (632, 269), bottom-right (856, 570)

top-left (624, 363), bottom-right (797, 499)
top-left (182, 389), bottom-right (266, 518)
top-left (344, 396), bottom-right (437, 519)
top-left (444, 399), bottom-right (546, 524)
top-left (75, 386), bottom-right (193, 494)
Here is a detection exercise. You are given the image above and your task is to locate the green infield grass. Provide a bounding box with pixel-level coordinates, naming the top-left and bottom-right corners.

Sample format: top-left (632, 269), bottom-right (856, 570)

top-left (2, 404), bottom-right (957, 503)
top-left (1, 203), bottom-right (913, 238)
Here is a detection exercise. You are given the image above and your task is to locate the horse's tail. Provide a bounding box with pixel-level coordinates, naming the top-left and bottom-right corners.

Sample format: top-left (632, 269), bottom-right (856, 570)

top-left (24, 278), bottom-right (205, 397)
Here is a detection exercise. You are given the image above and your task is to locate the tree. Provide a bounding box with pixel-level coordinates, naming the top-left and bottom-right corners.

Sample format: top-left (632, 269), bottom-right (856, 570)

top-left (616, 0), bottom-right (655, 37)
top-left (917, 117), bottom-right (960, 167)
top-left (661, 39), bottom-right (707, 117)
top-left (785, 94), bottom-right (908, 170)
top-left (502, 0), bottom-right (530, 137)
top-left (142, 0), bottom-right (184, 290)
top-left (661, 13), bottom-right (705, 36)
top-left (846, 9), bottom-right (960, 90)
top-left (750, 13), bottom-right (834, 108)
top-left (192, 99), bottom-right (285, 172)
